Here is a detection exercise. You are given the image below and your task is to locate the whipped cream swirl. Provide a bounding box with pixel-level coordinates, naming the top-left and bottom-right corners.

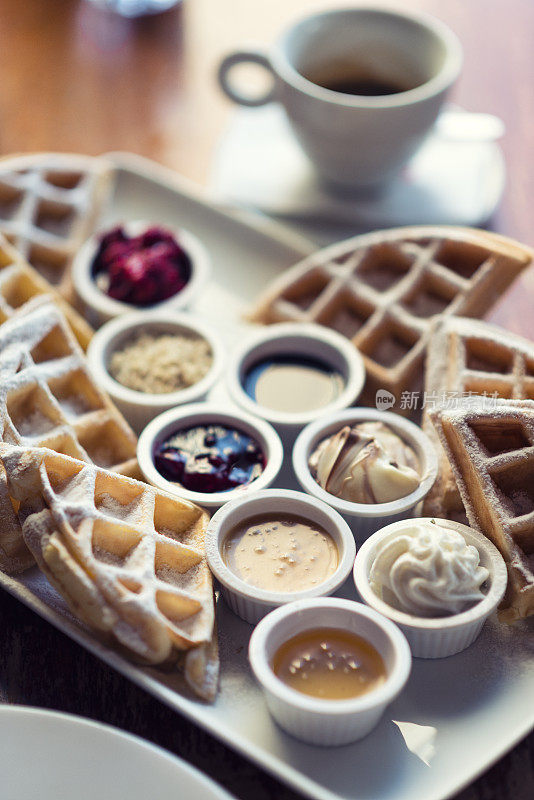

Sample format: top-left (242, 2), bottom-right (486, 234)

top-left (369, 521), bottom-right (489, 617)
top-left (309, 421), bottom-right (420, 504)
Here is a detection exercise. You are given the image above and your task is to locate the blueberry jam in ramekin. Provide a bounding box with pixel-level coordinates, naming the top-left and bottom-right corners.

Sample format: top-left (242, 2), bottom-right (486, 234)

top-left (153, 424), bottom-right (266, 493)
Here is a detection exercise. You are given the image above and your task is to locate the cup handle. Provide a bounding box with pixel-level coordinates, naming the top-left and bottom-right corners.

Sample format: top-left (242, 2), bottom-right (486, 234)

top-left (218, 49), bottom-right (277, 107)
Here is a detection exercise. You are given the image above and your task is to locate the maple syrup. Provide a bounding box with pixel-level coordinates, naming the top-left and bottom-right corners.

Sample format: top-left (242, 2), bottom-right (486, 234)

top-left (272, 627), bottom-right (386, 700)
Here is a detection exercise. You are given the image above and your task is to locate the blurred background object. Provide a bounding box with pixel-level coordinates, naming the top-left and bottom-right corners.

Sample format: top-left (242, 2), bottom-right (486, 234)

top-left (86, 0), bottom-right (181, 17)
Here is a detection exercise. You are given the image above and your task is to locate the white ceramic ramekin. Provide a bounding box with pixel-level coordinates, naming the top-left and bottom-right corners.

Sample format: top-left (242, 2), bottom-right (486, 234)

top-left (353, 517), bottom-right (508, 658)
top-left (87, 311), bottom-right (225, 434)
top-left (226, 323), bottom-right (366, 443)
top-left (72, 220), bottom-right (211, 327)
top-left (292, 408), bottom-right (438, 541)
top-left (249, 598), bottom-right (411, 746)
top-left (137, 402), bottom-right (284, 511)
top-left (205, 488), bottom-right (357, 624)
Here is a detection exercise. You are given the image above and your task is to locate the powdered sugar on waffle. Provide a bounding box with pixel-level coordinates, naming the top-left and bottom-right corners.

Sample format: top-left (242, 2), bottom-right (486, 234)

top-left (425, 317), bottom-right (534, 406)
top-left (0, 300), bottom-right (137, 471)
top-left (0, 445), bottom-right (215, 663)
top-left (0, 300), bottom-right (138, 574)
top-left (430, 397), bottom-right (534, 621)
top-left (0, 235), bottom-right (93, 350)
top-left (423, 317), bottom-right (534, 521)
top-left (0, 153), bottom-right (113, 299)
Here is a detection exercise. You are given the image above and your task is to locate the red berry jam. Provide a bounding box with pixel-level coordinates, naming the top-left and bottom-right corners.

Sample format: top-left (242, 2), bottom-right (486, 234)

top-left (154, 424), bottom-right (266, 493)
top-left (92, 225), bottom-right (192, 307)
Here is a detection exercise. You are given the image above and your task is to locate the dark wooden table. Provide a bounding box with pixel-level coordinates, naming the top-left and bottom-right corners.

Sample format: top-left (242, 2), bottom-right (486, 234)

top-left (0, 1), bottom-right (533, 798)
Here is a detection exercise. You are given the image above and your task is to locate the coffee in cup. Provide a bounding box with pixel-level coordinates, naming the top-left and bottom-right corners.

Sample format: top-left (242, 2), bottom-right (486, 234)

top-left (218, 8), bottom-right (462, 189)
top-left (302, 66), bottom-right (417, 97)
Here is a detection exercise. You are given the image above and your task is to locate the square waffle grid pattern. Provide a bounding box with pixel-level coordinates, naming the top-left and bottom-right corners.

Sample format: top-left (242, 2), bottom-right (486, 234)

top-left (0, 301), bottom-right (138, 573)
top-left (0, 233), bottom-right (93, 350)
top-left (430, 398), bottom-right (534, 622)
top-left (423, 317), bottom-right (534, 520)
top-left (249, 228), bottom-right (532, 410)
top-left (0, 154), bottom-right (112, 299)
top-left (0, 303), bottom-right (138, 473)
top-left (0, 445), bottom-right (217, 699)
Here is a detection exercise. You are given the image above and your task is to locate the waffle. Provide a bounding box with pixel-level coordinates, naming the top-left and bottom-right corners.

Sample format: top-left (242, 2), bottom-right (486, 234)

top-left (0, 232), bottom-right (93, 350)
top-left (179, 628), bottom-right (219, 702)
top-left (248, 226), bottom-right (532, 412)
top-left (0, 444), bottom-right (218, 700)
top-left (0, 300), bottom-right (138, 574)
top-left (429, 397), bottom-right (534, 622)
top-left (423, 317), bottom-right (534, 521)
top-left (0, 153), bottom-right (112, 301)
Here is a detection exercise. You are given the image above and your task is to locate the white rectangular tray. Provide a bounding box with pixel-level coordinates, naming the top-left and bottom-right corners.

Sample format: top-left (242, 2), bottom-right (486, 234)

top-left (2, 153), bottom-right (533, 800)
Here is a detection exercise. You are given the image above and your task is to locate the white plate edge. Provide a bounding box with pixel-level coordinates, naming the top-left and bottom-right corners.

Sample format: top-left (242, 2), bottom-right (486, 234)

top-left (0, 704), bottom-right (236, 800)
top-left (103, 151), bottom-right (316, 258)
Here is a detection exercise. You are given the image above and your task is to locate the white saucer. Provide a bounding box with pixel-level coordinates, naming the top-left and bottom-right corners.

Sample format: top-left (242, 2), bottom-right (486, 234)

top-left (210, 105), bottom-right (505, 237)
top-left (0, 705), bottom-right (234, 800)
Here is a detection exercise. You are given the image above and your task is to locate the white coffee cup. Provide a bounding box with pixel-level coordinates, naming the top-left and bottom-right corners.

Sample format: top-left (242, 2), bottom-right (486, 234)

top-left (218, 7), bottom-right (462, 189)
